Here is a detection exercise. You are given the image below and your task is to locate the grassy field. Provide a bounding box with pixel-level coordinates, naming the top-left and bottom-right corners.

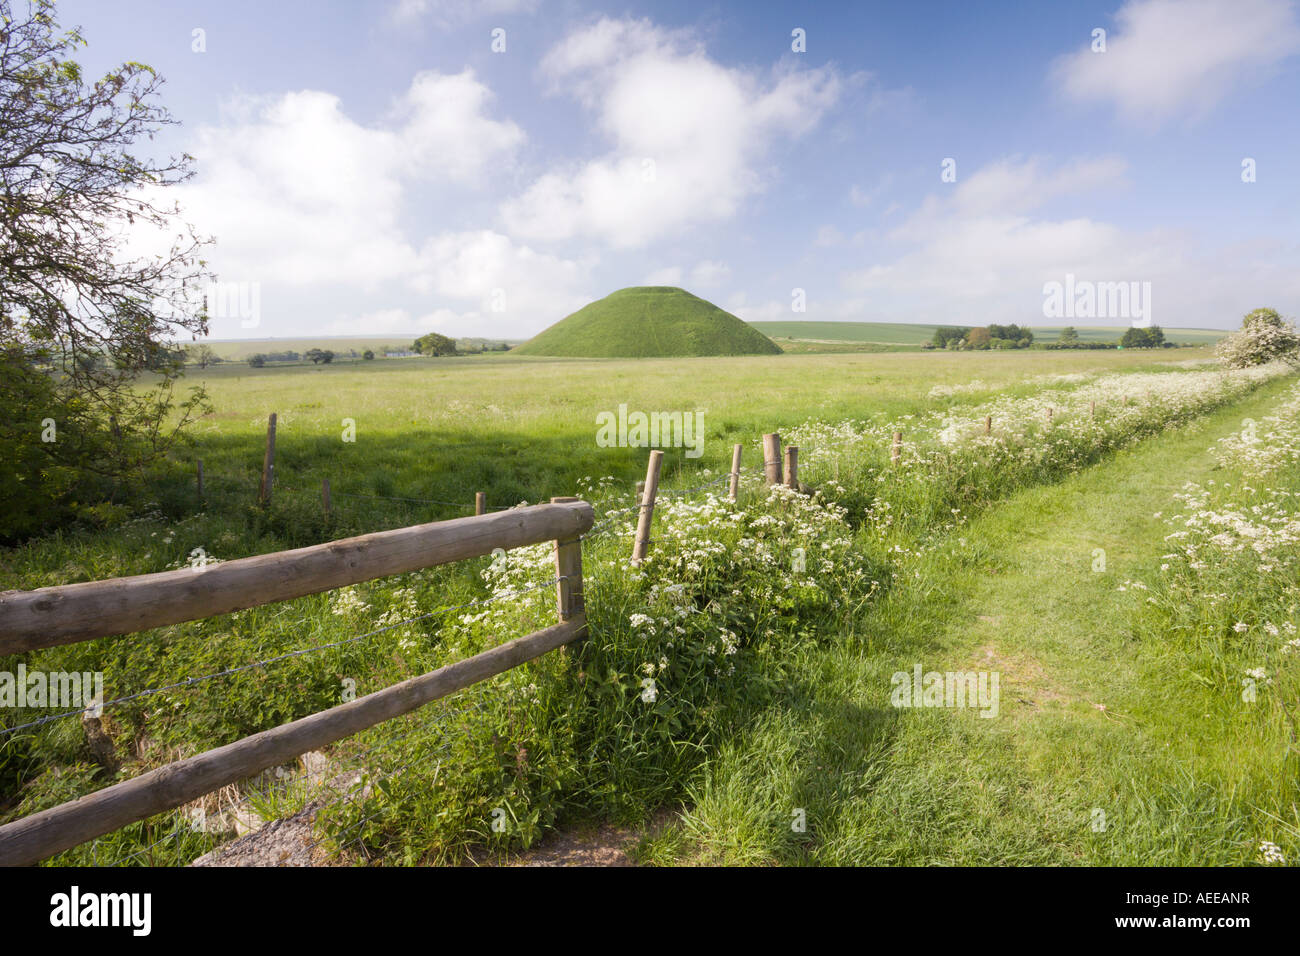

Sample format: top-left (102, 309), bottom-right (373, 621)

top-left (139, 348), bottom-right (1229, 510)
top-left (751, 320), bottom-right (1226, 346)
top-left (641, 376), bottom-right (1300, 864)
top-left (3, 345), bottom-right (1296, 867)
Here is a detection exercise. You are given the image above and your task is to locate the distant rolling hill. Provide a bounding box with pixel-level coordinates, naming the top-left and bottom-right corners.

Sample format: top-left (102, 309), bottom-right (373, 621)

top-left (198, 336), bottom-right (516, 360)
top-left (514, 287), bottom-right (782, 357)
top-left (750, 321), bottom-right (1226, 346)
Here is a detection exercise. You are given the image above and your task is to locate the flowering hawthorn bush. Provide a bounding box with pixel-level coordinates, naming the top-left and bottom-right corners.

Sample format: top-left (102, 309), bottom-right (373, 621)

top-left (1215, 308), bottom-right (1300, 369)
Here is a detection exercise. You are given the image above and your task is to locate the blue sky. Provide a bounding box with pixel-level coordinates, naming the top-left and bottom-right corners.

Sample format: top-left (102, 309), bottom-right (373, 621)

top-left (61, 0), bottom-right (1300, 338)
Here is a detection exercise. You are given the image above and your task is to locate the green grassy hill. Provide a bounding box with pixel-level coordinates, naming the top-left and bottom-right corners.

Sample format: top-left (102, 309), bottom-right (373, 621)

top-left (514, 287), bottom-right (782, 357)
top-left (751, 320), bottom-right (1225, 347)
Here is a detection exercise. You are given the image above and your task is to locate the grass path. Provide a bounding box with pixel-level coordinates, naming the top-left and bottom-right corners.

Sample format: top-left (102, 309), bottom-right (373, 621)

top-left (642, 376), bottom-right (1299, 866)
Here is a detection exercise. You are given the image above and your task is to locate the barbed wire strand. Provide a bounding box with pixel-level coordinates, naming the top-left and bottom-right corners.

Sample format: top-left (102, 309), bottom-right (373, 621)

top-left (22, 452), bottom-right (786, 865)
top-left (0, 576), bottom-right (568, 740)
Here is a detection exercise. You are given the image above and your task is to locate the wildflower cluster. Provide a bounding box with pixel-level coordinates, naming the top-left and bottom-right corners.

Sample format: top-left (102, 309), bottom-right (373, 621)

top-left (786, 364), bottom-right (1293, 530)
top-left (1126, 383), bottom-right (1300, 864)
top-left (1151, 397), bottom-right (1300, 684)
top-left (1212, 380), bottom-right (1300, 477)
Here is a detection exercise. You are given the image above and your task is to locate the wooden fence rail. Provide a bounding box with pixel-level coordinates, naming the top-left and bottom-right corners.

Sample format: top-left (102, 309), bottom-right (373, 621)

top-left (0, 404), bottom-right (976, 866)
top-left (0, 499), bottom-right (593, 866)
top-left (0, 501), bottom-right (592, 655)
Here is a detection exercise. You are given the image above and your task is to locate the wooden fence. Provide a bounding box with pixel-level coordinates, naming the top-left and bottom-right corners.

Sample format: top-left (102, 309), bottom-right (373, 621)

top-left (0, 498), bottom-right (592, 867)
top-left (0, 423), bottom-right (850, 867)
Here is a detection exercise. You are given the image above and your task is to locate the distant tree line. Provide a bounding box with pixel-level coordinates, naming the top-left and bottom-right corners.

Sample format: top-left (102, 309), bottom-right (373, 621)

top-left (239, 336), bottom-right (513, 369)
top-left (927, 324), bottom-right (1183, 351)
top-left (412, 332), bottom-right (512, 356)
top-left (929, 325), bottom-right (1034, 350)
top-left (1119, 326), bottom-right (1171, 349)
top-left (1045, 326), bottom-right (1174, 349)
top-left (247, 350), bottom-right (301, 367)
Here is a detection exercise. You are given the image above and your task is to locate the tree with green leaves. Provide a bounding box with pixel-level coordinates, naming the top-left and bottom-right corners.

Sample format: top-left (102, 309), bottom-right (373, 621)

top-left (1120, 327), bottom-right (1151, 349)
top-left (1059, 326), bottom-right (1080, 345)
top-left (414, 331), bottom-right (457, 356)
top-left (0, 0), bottom-right (211, 538)
top-left (931, 326), bottom-right (969, 349)
top-left (186, 344), bottom-right (218, 368)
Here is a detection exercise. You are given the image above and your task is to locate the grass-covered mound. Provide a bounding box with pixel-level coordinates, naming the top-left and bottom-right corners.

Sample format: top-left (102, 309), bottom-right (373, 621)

top-left (513, 287), bottom-right (782, 357)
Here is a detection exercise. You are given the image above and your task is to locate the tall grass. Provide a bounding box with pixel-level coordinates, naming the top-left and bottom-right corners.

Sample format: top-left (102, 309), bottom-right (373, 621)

top-left (1, 349), bottom-right (1290, 865)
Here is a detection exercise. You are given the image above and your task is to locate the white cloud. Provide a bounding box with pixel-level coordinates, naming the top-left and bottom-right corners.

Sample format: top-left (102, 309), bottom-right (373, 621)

top-left (1053, 0), bottom-right (1300, 124)
top-left (842, 156), bottom-right (1300, 327)
top-left (895, 156), bottom-right (1128, 235)
top-left (164, 73), bottom-right (589, 338)
top-left (178, 70), bottom-right (521, 286)
top-left (501, 18), bottom-right (841, 248)
top-left (411, 229), bottom-right (593, 335)
top-left (394, 71), bottom-right (525, 183)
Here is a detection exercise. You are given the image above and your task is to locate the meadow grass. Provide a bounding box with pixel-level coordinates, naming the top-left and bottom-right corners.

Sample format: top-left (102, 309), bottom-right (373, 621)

top-left (639, 374), bottom-right (1300, 865)
top-left (4, 345), bottom-right (1293, 866)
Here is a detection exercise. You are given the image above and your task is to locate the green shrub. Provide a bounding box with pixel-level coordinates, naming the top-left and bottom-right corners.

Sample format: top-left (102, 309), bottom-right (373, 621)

top-left (0, 347), bottom-right (92, 541)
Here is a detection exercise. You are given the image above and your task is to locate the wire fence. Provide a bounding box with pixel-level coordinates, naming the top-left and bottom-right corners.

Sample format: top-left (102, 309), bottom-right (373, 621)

top-left (6, 446), bottom-right (796, 867)
top-left (0, 577), bottom-right (567, 742)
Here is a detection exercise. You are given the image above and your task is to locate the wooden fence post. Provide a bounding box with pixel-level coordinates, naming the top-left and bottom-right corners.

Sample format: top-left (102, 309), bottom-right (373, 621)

top-left (984, 416), bottom-right (992, 435)
top-left (322, 479), bottom-right (331, 519)
top-left (475, 492), bottom-right (486, 516)
top-left (631, 450), bottom-right (663, 564)
top-left (891, 431), bottom-right (902, 464)
top-left (784, 446), bottom-right (799, 489)
top-left (258, 413), bottom-right (277, 507)
top-left (1047, 407), bottom-right (1054, 424)
top-left (763, 433), bottom-right (783, 485)
top-left (728, 443), bottom-right (743, 501)
top-left (1090, 401), bottom-right (1096, 419)
top-left (551, 497), bottom-right (584, 624)
top-left (197, 460), bottom-right (204, 500)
